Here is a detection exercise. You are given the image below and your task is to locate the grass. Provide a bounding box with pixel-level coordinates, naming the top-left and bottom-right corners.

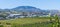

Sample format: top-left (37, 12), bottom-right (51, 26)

top-left (0, 17), bottom-right (50, 24)
top-left (0, 17), bottom-right (59, 27)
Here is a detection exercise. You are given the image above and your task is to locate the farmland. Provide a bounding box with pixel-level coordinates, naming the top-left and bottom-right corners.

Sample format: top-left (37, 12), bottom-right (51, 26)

top-left (0, 17), bottom-right (60, 27)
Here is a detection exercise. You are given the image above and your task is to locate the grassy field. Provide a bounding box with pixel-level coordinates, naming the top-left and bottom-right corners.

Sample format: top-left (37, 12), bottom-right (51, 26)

top-left (0, 17), bottom-right (59, 27)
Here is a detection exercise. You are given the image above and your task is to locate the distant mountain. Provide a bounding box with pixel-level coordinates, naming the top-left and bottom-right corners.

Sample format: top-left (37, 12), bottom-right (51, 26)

top-left (0, 6), bottom-right (59, 15)
top-left (11, 6), bottom-right (42, 12)
top-left (49, 10), bottom-right (59, 16)
top-left (0, 6), bottom-right (59, 14)
top-left (0, 6), bottom-right (55, 15)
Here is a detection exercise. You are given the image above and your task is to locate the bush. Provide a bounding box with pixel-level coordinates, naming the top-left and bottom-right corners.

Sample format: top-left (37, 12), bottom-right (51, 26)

top-left (0, 25), bottom-right (3, 27)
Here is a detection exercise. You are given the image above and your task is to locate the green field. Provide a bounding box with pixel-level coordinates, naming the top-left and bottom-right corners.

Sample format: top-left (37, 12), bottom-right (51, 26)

top-left (0, 17), bottom-right (60, 27)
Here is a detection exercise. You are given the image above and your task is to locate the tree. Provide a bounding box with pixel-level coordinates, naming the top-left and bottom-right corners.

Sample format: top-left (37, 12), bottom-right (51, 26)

top-left (52, 14), bottom-right (59, 27)
top-left (55, 14), bottom-right (59, 27)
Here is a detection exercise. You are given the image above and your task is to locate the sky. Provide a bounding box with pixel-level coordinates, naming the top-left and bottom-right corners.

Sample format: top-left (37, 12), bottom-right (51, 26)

top-left (0, 0), bottom-right (60, 10)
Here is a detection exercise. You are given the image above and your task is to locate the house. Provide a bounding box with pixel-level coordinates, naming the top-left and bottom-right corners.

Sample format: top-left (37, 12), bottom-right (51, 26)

top-left (0, 17), bottom-right (5, 20)
top-left (6, 12), bottom-right (51, 19)
top-left (6, 14), bottom-right (25, 19)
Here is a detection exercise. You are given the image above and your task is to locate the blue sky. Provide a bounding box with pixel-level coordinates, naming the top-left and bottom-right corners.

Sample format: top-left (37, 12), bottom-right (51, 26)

top-left (0, 0), bottom-right (60, 10)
